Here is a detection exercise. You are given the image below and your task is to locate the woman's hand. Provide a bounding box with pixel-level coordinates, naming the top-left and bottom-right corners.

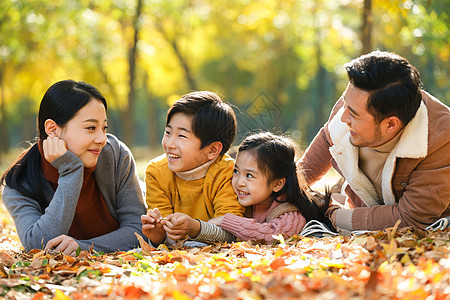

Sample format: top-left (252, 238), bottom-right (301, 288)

top-left (43, 136), bottom-right (67, 163)
top-left (44, 234), bottom-right (79, 256)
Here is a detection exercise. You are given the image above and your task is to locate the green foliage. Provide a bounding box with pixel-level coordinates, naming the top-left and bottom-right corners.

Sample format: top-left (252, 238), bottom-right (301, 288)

top-left (0, 0), bottom-right (448, 151)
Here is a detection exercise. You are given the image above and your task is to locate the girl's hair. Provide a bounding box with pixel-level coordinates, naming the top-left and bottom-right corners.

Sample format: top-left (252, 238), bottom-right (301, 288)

top-left (238, 132), bottom-right (329, 221)
top-left (1, 80), bottom-right (107, 210)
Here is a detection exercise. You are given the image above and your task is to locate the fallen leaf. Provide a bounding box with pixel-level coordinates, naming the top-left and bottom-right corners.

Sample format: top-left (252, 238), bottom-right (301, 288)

top-left (365, 236), bottom-right (378, 250)
top-left (134, 232), bottom-right (155, 254)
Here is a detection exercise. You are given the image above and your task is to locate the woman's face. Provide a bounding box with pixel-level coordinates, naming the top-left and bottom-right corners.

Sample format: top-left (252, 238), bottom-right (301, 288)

top-left (57, 99), bottom-right (108, 168)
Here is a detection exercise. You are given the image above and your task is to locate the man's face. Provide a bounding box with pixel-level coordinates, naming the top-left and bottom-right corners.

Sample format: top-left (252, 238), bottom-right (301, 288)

top-left (340, 83), bottom-right (388, 148)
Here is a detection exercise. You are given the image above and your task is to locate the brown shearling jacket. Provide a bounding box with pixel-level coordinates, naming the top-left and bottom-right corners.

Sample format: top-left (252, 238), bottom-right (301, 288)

top-left (298, 91), bottom-right (450, 230)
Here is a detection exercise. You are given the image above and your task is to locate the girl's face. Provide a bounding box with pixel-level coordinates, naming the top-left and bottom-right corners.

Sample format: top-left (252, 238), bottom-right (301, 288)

top-left (56, 99), bottom-right (108, 168)
top-left (232, 150), bottom-right (282, 207)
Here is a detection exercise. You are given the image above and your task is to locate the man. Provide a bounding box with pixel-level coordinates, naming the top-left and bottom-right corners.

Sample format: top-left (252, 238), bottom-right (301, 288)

top-left (298, 50), bottom-right (449, 231)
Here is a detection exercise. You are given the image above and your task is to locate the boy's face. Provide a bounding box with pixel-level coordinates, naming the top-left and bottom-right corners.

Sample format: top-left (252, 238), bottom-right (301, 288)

top-left (162, 113), bottom-right (210, 173)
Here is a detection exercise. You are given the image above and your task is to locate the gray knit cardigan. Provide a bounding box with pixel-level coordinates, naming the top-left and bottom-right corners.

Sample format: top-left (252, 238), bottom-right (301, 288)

top-left (2, 134), bottom-right (146, 253)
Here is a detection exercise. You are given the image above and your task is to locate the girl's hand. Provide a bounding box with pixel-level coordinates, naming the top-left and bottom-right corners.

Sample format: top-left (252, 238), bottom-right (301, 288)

top-left (161, 213), bottom-right (200, 240)
top-left (208, 216), bottom-right (224, 226)
top-left (43, 136), bottom-right (67, 163)
top-left (44, 234), bottom-right (79, 256)
top-left (141, 208), bottom-right (166, 245)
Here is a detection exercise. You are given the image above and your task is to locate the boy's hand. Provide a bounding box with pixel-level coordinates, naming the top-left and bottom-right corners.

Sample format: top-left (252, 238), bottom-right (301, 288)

top-left (161, 213), bottom-right (201, 240)
top-left (44, 234), bottom-right (79, 256)
top-left (43, 136), bottom-right (68, 163)
top-left (207, 216), bottom-right (224, 226)
top-left (141, 208), bottom-right (166, 245)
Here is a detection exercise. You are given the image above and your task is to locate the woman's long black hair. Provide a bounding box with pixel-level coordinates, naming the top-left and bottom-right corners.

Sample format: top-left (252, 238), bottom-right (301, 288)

top-left (238, 132), bottom-right (330, 222)
top-left (1, 80), bottom-right (107, 210)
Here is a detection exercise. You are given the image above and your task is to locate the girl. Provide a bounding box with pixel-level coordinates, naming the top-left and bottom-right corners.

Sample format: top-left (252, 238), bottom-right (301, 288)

top-left (1, 80), bottom-right (146, 255)
top-left (209, 132), bottom-right (329, 243)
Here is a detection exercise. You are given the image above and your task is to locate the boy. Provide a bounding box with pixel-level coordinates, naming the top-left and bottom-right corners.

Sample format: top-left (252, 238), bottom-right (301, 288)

top-left (142, 91), bottom-right (244, 246)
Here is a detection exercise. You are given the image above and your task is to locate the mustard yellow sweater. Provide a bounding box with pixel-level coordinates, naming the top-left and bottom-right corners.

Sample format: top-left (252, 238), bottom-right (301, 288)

top-left (145, 154), bottom-right (244, 221)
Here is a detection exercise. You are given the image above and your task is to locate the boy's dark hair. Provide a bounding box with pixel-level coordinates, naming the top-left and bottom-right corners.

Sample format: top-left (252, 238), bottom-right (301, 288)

top-left (238, 132), bottom-right (329, 222)
top-left (166, 91), bottom-right (236, 156)
top-left (345, 50), bottom-right (422, 126)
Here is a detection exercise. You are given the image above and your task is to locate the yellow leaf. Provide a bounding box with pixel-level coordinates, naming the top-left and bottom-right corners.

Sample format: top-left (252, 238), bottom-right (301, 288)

top-left (172, 263), bottom-right (189, 277)
top-left (53, 289), bottom-right (70, 300)
top-left (323, 260), bottom-right (346, 269)
top-left (157, 244), bottom-right (170, 252)
top-left (415, 246), bottom-right (425, 254)
top-left (380, 239), bottom-right (397, 258)
top-left (215, 271), bottom-right (234, 282)
top-left (274, 247), bottom-right (284, 258)
top-left (400, 253), bottom-right (412, 265)
top-left (172, 290), bottom-right (193, 300)
top-left (273, 234), bottom-right (285, 244)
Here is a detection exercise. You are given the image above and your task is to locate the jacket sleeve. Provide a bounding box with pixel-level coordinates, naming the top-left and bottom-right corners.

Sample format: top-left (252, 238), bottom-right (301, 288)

top-left (76, 139), bottom-right (147, 252)
top-left (2, 151), bottom-right (84, 252)
top-left (297, 99), bottom-right (345, 186)
top-left (350, 139), bottom-right (450, 230)
top-left (298, 127), bottom-right (334, 186)
top-left (220, 212), bottom-right (306, 243)
top-left (145, 162), bottom-right (175, 218)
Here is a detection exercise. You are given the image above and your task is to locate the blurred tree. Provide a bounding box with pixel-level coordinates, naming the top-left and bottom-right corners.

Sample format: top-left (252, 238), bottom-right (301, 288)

top-left (362, 0), bottom-right (373, 54)
top-left (0, 0), bottom-right (447, 158)
top-left (122, 0), bottom-right (143, 145)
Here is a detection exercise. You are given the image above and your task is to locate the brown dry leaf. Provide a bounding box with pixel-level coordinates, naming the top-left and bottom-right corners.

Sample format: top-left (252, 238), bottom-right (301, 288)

top-left (0, 263), bottom-right (8, 278)
top-left (1, 197), bottom-right (449, 300)
top-left (365, 236), bottom-right (378, 250)
top-left (386, 219), bottom-right (402, 241)
top-left (397, 237), bottom-right (417, 248)
top-left (380, 239), bottom-right (397, 259)
top-left (0, 251), bottom-right (16, 266)
top-left (134, 232), bottom-right (155, 254)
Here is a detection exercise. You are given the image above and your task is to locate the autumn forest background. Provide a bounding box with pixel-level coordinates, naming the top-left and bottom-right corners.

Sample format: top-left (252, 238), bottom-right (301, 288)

top-left (0, 0), bottom-right (449, 168)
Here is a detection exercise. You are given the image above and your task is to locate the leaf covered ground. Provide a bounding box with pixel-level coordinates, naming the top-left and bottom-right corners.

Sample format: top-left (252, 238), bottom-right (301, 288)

top-left (0, 202), bottom-right (448, 300)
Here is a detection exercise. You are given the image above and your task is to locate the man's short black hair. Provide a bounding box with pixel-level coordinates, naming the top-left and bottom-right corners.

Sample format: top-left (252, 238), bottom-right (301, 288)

top-left (166, 91), bottom-right (236, 156)
top-left (345, 50), bottom-right (422, 125)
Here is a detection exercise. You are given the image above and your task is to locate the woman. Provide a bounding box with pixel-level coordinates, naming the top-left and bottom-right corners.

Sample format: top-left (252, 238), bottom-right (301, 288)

top-left (1, 80), bottom-right (146, 255)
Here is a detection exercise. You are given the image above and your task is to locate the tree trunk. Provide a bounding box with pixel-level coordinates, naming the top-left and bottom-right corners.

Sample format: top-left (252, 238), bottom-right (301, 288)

top-left (0, 66), bottom-right (9, 161)
top-left (312, 1), bottom-right (326, 138)
top-left (122, 0), bottom-right (143, 146)
top-left (155, 20), bottom-right (198, 91)
top-left (143, 71), bottom-right (158, 149)
top-left (362, 0), bottom-right (372, 55)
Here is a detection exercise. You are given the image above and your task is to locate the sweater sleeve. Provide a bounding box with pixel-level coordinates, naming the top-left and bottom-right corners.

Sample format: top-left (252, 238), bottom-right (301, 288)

top-left (220, 212), bottom-right (307, 243)
top-left (210, 157), bottom-right (245, 217)
top-left (144, 158), bottom-right (175, 217)
top-left (76, 138), bottom-right (146, 252)
top-left (297, 99), bottom-right (344, 186)
top-left (2, 151), bottom-right (84, 252)
top-left (193, 220), bottom-right (235, 243)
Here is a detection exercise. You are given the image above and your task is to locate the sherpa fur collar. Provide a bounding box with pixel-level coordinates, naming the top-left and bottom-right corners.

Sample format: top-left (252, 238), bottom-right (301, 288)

top-left (328, 101), bottom-right (428, 206)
